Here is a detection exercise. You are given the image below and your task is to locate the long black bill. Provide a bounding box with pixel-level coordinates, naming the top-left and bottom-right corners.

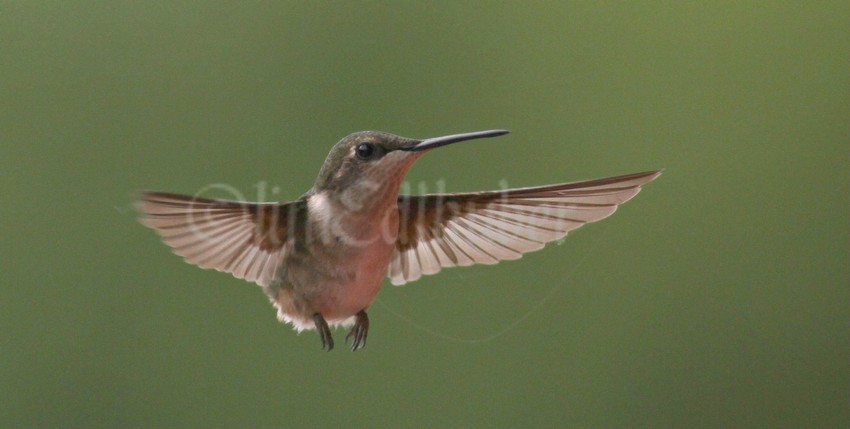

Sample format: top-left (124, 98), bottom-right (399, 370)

top-left (402, 129), bottom-right (510, 152)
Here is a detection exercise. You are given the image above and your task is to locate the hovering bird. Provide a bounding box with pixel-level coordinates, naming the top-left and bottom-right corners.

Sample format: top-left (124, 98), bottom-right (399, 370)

top-left (137, 130), bottom-right (660, 351)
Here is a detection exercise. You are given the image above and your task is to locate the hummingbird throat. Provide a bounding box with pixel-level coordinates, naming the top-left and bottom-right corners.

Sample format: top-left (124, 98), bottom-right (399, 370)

top-left (307, 151), bottom-right (418, 247)
top-left (307, 186), bottom-right (401, 249)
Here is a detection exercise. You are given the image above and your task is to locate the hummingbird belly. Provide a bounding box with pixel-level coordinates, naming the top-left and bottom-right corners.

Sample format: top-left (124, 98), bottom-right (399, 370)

top-left (274, 236), bottom-right (394, 330)
top-left (274, 195), bottom-right (400, 330)
top-left (325, 238), bottom-right (394, 319)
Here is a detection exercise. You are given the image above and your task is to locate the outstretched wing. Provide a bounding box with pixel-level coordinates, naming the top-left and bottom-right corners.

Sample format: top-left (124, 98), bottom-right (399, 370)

top-left (136, 192), bottom-right (301, 287)
top-left (389, 170), bottom-right (661, 285)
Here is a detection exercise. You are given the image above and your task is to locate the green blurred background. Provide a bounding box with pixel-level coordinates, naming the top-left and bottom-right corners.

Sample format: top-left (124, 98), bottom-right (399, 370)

top-left (1, 2), bottom-right (847, 427)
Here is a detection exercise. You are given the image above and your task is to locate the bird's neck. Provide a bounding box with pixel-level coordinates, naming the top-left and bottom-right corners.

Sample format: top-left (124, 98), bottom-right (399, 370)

top-left (305, 185), bottom-right (401, 248)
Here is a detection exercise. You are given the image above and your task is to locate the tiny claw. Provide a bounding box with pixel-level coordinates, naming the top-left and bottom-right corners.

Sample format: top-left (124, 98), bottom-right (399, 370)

top-left (313, 313), bottom-right (334, 352)
top-left (345, 310), bottom-right (369, 352)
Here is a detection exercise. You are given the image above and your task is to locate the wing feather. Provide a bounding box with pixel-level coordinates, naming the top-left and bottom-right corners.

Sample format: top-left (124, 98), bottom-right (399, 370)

top-left (389, 170), bottom-right (661, 285)
top-left (136, 192), bottom-right (301, 287)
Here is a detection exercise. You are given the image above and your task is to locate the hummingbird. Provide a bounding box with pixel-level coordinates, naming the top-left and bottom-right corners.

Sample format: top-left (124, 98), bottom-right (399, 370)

top-left (137, 130), bottom-right (660, 351)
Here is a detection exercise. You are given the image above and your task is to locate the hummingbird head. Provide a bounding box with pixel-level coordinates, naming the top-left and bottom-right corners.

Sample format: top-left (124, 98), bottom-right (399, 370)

top-left (311, 129), bottom-right (509, 198)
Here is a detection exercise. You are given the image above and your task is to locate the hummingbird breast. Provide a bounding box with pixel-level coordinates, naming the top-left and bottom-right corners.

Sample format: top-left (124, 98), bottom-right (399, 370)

top-left (275, 191), bottom-right (400, 328)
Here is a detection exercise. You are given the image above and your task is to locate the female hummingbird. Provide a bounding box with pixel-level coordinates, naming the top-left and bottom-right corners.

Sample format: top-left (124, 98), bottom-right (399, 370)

top-left (137, 130), bottom-right (660, 351)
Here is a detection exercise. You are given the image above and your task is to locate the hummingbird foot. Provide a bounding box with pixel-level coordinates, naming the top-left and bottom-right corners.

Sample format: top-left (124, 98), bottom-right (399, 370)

top-left (313, 313), bottom-right (334, 351)
top-left (344, 310), bottom-right (369, 351)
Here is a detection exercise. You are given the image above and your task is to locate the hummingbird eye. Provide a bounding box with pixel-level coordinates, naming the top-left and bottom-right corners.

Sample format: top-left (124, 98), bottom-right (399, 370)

top-left (355, 143), bottom-right (377, 160)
